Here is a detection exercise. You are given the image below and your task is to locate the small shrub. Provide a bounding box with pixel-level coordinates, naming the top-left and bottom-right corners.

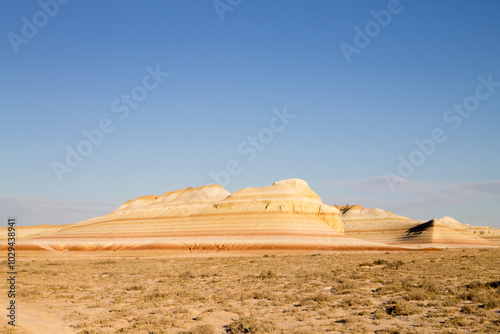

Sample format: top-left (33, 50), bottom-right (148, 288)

top-left (373, 308), bottom-right (390, 319)
top-left (443, 316), bottom-right (468, 327)
top-left (228, 317), bottom-right (265, 333)
top-left (311, 293), bottom-right (334, 303)
top-left (421, 278), bottom-right (441, 294)
top-left (335, 316), bottom-right (356, 324)
top-left (486, 281), bottom-right (500, 289)
top-left (179, 271), bottom-right (195, 279)
top-left (386, 300), bottom-right (420, 316)
top-left (384, 260), bottom-right (405, 270)
top-left (257, 270), bottom-right (277, 279)
top-left (460, 305), bottom-right (474, 314)
top-left (188, 324), bottom-right (217, 334)
top-left (338, 279), bottom-right (360, 292)
top-left (339, 296), bottom-right (371, 307)
top-left (405, 289), bottom-right (430, 301)
top-left (359, 262), bottom-right (373, 267)
top-left (483, 298), bottom-right (500, 310)
top-left (142, 292), bottom-right (168, 301)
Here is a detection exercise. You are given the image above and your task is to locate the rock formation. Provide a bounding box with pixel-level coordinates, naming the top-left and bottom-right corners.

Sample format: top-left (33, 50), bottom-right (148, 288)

top-left (436, 216), bottom-right (500, 244)
top-left (8, 179), bottom-right (400, 252)
top-left (2, 180), bottom-right (498, 253)
top-left (467, 227), bottom-right (500, 243)
top-left (341, 205), bottom-right (498, 248)
top-left (0, 224), bottom-right (73, 241)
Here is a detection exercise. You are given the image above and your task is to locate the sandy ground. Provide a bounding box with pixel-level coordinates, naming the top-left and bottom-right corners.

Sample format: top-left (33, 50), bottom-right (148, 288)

top-left (17, 304), bottom-right (76, 334)
top-left (1, 249), bottom-right (499, 333)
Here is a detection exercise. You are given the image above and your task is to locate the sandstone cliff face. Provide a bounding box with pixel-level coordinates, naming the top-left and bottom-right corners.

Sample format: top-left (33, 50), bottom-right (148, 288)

top-left (10, 179), bottom-right (400, 252)
top-left (341, 206), bottom-right (497, 248)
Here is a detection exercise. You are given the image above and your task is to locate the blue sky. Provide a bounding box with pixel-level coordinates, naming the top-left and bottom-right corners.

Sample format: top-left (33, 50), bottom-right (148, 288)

top-left (1, 0), bottom-right (499, 228)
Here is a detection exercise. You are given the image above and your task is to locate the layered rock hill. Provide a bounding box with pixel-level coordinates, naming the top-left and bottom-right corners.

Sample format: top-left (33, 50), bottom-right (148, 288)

top-left (467, 227), bottom-right (500, 243)
top-left (435, 216), bottom-right (500, 243)
top-left (340, 205), bottom-right (498, 248)
top-left (0, 224), bottom-right (73, 241)
top-left (4, 180), bottom-right (498, 253)
top-left (10, 179), bottom-right (401, 252)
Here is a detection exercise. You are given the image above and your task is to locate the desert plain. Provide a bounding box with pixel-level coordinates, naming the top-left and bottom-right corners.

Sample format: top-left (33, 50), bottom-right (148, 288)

top-left (0, 249), bottom-right (499, 333)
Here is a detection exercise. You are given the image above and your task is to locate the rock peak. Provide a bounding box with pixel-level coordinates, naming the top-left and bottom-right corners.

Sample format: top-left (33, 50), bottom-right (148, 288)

top-left (272, 178), bottom-right (309, 187)
top-left (270, 178), bottom-right (321, 202)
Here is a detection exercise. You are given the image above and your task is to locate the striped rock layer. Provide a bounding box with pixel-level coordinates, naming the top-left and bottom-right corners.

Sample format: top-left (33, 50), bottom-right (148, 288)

top-left (11, 179), bottom-right (401, 252)
top-left (467, 227), bottom-right (500, 243)
top-left (341, 205), bottom-right (498, 248)
top-left (435, 216), bottom-right (500, 244)
top-left (0, 224), bottom-right (73, 241)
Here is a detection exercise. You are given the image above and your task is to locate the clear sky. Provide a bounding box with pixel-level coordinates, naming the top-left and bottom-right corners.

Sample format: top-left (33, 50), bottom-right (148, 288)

top-left (1, 0), bottom-right (499, 228)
